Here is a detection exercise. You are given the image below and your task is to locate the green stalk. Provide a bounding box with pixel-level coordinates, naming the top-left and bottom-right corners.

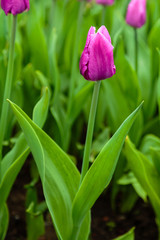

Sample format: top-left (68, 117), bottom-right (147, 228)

top-left (80, 81), bottom-right (101, 184)
top-left (101, 5), bottom-right (106, 25)
top-left (0, 15), bottom-right (17, 163)
top-left (134, 28), bottom-right (138, 73)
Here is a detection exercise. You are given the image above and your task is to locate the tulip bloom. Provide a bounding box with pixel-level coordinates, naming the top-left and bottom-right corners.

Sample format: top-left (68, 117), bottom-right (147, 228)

top-left (96, 0), bottom-right (114, 5)
top-left (1, 0), bottom-right (30, 15)
top-left (126, 0), bottom-right (146, 28)
top-left (80, 26), bottom-right (116, 81)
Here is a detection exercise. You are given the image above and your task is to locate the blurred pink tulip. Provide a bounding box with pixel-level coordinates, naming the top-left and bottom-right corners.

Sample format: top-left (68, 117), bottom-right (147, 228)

top-left (80, 26), bottom-right (116, 81)
top-left (96, 0), bottom-right (114, 6)
top-left (1, 0), bottom-right (30, 15)
top-left (126, 0), bottom-right (146, 28)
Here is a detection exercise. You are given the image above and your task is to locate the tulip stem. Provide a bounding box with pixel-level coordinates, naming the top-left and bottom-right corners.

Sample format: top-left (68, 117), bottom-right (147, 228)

top-left (0, 15), bottom-right (17, 165)
top-left (80, 81), bottom-right (101, 184)
top-left (134, 28), bottom-right (138, 73)
top-left (101, 6), bottom-right (106, 25)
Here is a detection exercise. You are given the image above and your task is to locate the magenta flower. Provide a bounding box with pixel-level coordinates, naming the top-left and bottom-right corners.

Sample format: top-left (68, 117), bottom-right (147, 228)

top-left (126, 0), bottom-right (146, 28)
top-left (96, 0), bottom-right (114, 6)
top-left (80, 26), bottom-right (116, 81)
top-left (1, 0), bottom-right (30, 15)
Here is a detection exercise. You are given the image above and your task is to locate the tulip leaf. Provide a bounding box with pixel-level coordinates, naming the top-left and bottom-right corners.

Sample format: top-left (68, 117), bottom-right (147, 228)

top-left (32, 87), bottom-right (50, 127)
top-left (0, 87), bottom-right (50, 238)
top-left (72, 103), bottom-right (143, 226)
top-left (113, 227), bottom-right (135, 240)
top-left (26, 2), bottom-right (49, 75)
top-left (0, 203), bottom-right (9, 240)
top-left (1, 87), bottom-right (50, 179)
top-left (0, 148), bottom-right (30, 208)
top-left (8, 101), bottom-right (90, 240)
top-left (69, 83), bottom-right (93, 124)
top-left (157, 48), bottom-right (160, 117)
top-left (125, 137), bottom-right (160, 222)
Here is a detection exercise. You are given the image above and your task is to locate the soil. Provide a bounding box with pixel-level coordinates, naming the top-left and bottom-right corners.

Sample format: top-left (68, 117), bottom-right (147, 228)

top-left (6, 160), bottom-right (158, 240)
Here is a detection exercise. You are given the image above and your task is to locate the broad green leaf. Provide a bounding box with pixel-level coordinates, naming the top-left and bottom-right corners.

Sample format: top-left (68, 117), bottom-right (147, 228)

top-left (9, 101), bottom-right (90, 240)
top-left (0, 87), bottom-right (50, 239)
top-left (140, 134), bottom-right (160, 176)
top-left (1, 133), bottom-right (28, 180)
top-left (1, 87), bottom-right (50, 178)
top-left (0, 149), bottom-right (30, 208)
top-left (0, 203), bottom-right (9, 240)
top-left (113, 227), bottom-right (135, 240)
top-left (118, 172), bottom-right (147, 202)
top-left (125, 137), bottom-right (160, 222)
top-left (72, 103), bottom-right (143, 226)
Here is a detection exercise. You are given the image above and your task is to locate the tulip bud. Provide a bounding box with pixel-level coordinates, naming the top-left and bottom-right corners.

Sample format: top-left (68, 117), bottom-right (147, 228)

top-left (126, 0), bottom-right (146, 28)
top-left (1, 0), bottom-right (30, 15)
top-left (80, 26), bottom-right (116, 81)
top-left (96, 0), bottom-right (114, 6)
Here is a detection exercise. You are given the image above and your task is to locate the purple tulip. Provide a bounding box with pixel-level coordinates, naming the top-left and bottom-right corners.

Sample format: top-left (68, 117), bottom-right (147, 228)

top-left (79, 26), bottom-right (116, 81)
top-left (1, 0), bottom-right (30, 15)
top-left (126, 0), bottom-right (146, 28)
top-left (96, 0), bottom-right (114, 6)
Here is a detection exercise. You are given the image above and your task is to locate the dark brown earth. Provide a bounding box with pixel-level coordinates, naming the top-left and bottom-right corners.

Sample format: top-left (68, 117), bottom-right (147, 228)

top-left (6, 160), bottom-right (158, 240)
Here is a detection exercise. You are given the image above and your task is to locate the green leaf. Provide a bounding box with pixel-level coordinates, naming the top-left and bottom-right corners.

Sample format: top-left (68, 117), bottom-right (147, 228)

top-left (69, 83), bottom-right (93, 124)
top-left (8, 101), bottom-right (90, 240)
top-left (149, 19), bottom-right (160, 50)
top-left (72, 103), bottom-right (143, 226)
top-left (157, 48), bottom-right (160, 117)
top-left (113, 227), bottom-right (135, 240)
top-left (2, 87), bottom-right (50, 179)
top-left (140, 134), bottom-right (160, 176)
top-left (118, 172), bottom-right (147, 202)
top-left (0, 87), bottom-right (50, 236)
top-left (33, 87), bottom-right (50, 127)
top-left (0, 148), bottom-right (30, 209)
top-left (26, 187), bottom-right (45, 240)
top-left (26, 2), bottom-right (49, 76)
top-left (0, 203), bottom-right (9, 240)
top-left (125, 137), bottom-right (160, 222)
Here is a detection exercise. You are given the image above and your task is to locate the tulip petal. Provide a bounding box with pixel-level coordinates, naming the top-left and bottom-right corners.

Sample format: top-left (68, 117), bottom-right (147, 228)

top-left (88, 32), bottom-right (115, 81)
top-left (98, 25), bottom-right (111, 43)
top-left (1, 0), bottom-right (12, 15)
top-left (80, 26), bottom-right (116, 81)
top-left (85, 26), bottom-right (96, 48)
top-left (96, 0), bottom-right (114, 5)
top-left (1, 0), bottom-right (30, 15)
top-left (79, 48), bottom-right (90, 80)
top-left (79, 26), bottom-right (96, 80)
